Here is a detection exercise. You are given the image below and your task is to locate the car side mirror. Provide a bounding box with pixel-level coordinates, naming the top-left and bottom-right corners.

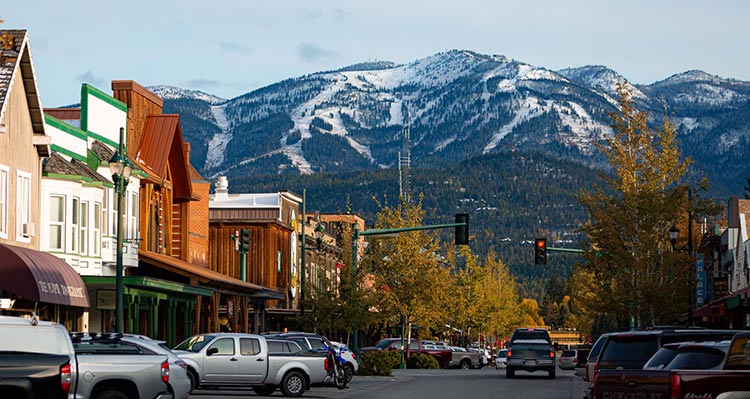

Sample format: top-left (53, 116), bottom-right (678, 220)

top-left (207, 347), bottom-right (219, 356)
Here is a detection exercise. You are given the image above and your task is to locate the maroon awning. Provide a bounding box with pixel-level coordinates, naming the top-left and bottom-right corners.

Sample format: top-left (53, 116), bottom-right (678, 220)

top-left (0, 243), bottom-right (89, 307)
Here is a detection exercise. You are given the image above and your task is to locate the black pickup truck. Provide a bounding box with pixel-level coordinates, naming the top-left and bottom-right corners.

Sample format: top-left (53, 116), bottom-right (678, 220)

top-left (0, 352), bottom-right (71, 399)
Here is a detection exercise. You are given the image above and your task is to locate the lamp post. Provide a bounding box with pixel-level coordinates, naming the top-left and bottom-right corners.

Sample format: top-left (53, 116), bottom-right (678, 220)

top-left (109, 127), bottom-right (132, 334)
top-left (315, 223), bottom-right (324, 250)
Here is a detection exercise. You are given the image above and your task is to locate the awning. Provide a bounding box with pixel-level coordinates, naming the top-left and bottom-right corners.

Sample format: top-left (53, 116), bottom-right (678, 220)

top-left (139, 250), bottom-right (285, 299)
top-left (0, 243), bottom-right (90, 307)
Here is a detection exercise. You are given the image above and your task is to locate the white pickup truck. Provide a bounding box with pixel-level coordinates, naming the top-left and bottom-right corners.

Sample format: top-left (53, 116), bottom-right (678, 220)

top-left (174, 333), bottom-right (327, 397)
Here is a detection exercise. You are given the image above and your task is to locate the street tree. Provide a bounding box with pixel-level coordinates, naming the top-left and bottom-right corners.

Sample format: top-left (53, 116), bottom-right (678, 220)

top-left (362, 196), bottom-right (454, 348)
top-left (575, 82), bottom-right (703, 328)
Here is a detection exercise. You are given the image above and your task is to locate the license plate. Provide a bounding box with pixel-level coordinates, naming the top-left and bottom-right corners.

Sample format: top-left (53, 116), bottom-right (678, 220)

top-left (525, 360), bottom-right (538, 366)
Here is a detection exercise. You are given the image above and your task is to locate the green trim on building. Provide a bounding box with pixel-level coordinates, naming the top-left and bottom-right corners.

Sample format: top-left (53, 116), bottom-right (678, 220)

top-left (42, 172), bottom-right (111, 188)
top-left (50, 144), bottom-right (87, 162)
top-left (82, 275), bottom-right (213, 297)
top-left (80, 85), bottom-right (89, 132)
top-left (82, 84), bottom-right (128, 112)
top-left (87, 131), bottom-right (118, 148)
top-left (44, 114), bottom-right (87, 140)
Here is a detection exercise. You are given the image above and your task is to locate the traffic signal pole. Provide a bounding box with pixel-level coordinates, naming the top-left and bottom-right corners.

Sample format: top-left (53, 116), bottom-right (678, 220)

top-left (350, 214), bottom-right (469, 354)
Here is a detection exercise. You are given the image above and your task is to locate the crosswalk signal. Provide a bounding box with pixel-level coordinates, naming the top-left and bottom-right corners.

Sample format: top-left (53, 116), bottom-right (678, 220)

top-left (534, 238), bottom-right (547, 265)
top-left (240, 228), bottom-right (250, 253)
top-left (455, 213), bottom-right (469, 245)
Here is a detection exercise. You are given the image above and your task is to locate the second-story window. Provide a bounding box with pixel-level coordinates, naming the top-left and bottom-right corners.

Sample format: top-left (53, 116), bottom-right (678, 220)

top-left (102, 191), bottom-right (109, 237)
top-left (71, 197), bottom-right (79, 252)
top-left (80, 201), bottom-right (89, 256)
top-left (129, 191), bottom-right (138, 241)
top-left (0, 165), bottom-right (8, 238)
top-left (15, 171), bottom-right (31, 241)
top-left (49, 195), bottom-right (65, 251)
top-left (93, 202), bottom-right (101, 256)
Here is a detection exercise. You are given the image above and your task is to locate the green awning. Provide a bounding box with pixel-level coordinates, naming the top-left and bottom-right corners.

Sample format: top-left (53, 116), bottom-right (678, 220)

top-left (82, 276), bottom-right (213, 297)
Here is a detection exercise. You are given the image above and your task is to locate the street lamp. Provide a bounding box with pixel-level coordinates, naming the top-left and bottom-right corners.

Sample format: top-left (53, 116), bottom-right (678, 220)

top-left (315, 223), bottom-right (324, 250)
top-left (109, 127), bottom-right (132, 334)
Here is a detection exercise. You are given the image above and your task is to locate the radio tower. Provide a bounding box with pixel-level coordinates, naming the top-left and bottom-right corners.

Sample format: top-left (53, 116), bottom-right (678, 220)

top-left (398, 107), bottom-right (412, 203)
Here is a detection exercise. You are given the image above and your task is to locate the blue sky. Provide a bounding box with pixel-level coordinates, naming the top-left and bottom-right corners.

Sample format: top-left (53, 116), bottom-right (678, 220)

top-left (4, 0), bottom-right (749, 106)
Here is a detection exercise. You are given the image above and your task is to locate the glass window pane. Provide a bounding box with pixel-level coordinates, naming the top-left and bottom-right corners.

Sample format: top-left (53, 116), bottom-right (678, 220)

top-left (208, 338), bottom-right (235, 355)
top-left (50, 196), bottom-right (64, 222)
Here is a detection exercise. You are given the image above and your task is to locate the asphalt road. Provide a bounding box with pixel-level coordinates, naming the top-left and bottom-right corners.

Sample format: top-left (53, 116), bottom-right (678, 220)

top-left (190, 367), bottom-right (587, 399)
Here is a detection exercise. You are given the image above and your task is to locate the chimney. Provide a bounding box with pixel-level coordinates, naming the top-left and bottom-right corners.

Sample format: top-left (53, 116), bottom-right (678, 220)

top-left (215, 176), bottom-right (229, 201)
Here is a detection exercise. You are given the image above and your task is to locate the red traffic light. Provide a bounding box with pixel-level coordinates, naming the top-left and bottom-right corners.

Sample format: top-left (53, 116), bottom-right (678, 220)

top-left (534, 238), bottom-right (547, 265)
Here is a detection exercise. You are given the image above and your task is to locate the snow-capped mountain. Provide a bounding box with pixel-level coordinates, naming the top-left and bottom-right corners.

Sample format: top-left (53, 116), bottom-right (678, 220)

top-left (148, 85), bottom-right (226, 105)
top-left (162, 50), bottom-right (750, 196)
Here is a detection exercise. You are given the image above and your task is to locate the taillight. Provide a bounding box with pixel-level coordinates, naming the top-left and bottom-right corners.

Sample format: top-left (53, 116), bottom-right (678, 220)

top-left (60, 363), bottom-right (72, 394)
top-left (175, 360), bottom-right (187, 370)
top-left (574, 357), bottom-right (578, 364)
top-left (669, 373), bottom-right (680, 399)
top-left (507, 351), bottom-right (512, 358)
top-left (549, 351), bottom-right (555, 358)
top-left (161, 360), bottom-right (170, 384)
top-left (352, 352), bottom-right (356, 360)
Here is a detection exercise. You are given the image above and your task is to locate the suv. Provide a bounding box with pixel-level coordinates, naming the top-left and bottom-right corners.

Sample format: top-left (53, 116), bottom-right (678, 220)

top-left (506, 328), bottom-right (555, 379)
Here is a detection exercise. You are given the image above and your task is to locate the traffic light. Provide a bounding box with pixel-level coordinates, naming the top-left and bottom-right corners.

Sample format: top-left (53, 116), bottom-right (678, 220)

top-left (240, 228), bottom-right (250, 253)
top-left (534, 238), bottom-right (547, 265)
top-left (455, 213), bottom-right (469, 245)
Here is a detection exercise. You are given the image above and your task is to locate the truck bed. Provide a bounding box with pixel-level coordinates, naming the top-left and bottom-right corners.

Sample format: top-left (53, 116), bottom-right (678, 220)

top-left (0, 352), bottom-right (70, 399)
top-left (594, 368), bottom-right (670, 399)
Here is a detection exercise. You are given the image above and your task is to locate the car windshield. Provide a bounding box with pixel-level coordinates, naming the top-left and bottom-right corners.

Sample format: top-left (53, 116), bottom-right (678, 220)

top-left (562, 350), bottom-right (576, 357)
top-left (174, 335), bottom-right (215, 352)
top-left (510, 343), bottom-right (550, 353)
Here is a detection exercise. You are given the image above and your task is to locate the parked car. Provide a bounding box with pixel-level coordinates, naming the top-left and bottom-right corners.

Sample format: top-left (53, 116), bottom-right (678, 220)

top-left (0, 316), bottom-right (172, 399)
top-left (264, 331), bottom-right (358, 384)
top-left (360, 338), bottom-right (453, 368)
top-left (121, 334), bottom-right (193, 399)
top-left (594, 340), bottom-right (731, 399)
top-left (174, 332), bottom-right (327, 397)
top-left (445, 346), bottom-right (482, 369)
top-left (495, 349), bottom-right (508, 369)
top-left (558, 349), bottom-right (578, 370)
top-left (330, 341), bottom-right (358, 382)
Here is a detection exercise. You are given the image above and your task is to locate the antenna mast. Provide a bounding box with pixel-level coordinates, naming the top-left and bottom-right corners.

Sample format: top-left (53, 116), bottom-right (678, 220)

top-left (399, 105), bottom-right (412, 202)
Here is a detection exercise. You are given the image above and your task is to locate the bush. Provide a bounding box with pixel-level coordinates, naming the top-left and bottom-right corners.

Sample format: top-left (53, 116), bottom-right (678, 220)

top-left (358, 350), bottom-right (402, 376)
top-left (406, 353), bottom-right (440, 369)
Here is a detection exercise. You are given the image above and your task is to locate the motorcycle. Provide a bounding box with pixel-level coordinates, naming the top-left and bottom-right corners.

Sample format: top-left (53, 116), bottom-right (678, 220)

top-left (322, 344), bottom-right (348, 390)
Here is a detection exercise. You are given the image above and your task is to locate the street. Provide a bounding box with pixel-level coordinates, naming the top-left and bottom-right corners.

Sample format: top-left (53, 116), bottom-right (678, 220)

top-left (190, 367), bottom-right (587, 399)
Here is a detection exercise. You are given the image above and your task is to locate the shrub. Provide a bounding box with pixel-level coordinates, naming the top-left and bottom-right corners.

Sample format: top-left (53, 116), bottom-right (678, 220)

top-left (358, 350), bottom-right (402, 376)
top-left (406, 353), bottom-right (440, 369)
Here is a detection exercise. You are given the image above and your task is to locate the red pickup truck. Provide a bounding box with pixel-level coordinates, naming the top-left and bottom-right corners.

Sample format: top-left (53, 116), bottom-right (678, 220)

top-left (669, 331), bottom-right (750, 399)
top-left (360, 338), bottom-right (453, 368)
top-left (593, 331), bottom-right (750, 399)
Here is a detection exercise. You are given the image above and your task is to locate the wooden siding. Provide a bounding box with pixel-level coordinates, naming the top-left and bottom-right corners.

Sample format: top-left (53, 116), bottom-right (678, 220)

top-left (208, 223), bottom-right (291, 304)
top-left (111, 80), bottom-right (163, 153)
top-left (0, 69), bottom-right (42, 248)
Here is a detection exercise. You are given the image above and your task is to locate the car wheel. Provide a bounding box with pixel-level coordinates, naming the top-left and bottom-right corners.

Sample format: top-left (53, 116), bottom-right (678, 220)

top-left (280, 370), bottom-right (306, 397)
top-left (506, 367), bottom-right (515, 378)
top-left (460, 359), bottom-right (471, 370)
top-left (93, 390), bottom-right (128, 399)
top-left (344, 364), bottom-right (354, 383)
top-left (187, 369), bottom-right (199, 391)
top-left (253, 386), bottom-right (276, 396)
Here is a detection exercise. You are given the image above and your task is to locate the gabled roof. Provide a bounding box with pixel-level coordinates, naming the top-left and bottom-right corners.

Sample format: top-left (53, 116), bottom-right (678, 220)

top-left (136, 114), bottom-right (193, 201)
top-left (43, 152), bottom-right (111, 185)
top-left (0, 30), bottom-right (48, 156)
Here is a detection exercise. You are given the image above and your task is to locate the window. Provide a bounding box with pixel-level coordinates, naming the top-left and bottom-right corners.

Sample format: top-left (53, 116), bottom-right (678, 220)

top-left (307, 337), bottom-right (326, 352)
top-left (93, 202), bottom-right (101, 256)
top-left (71, 197), bottom-right (79, 252)
top-left (16, 171), bottom-right (31, 240)
top-left (49, 195), bottom-right (65, 250)
top-left (240, 338), bottom-right (261, 355)
top-left (0, 165), bottom-right (7, 237)
top-left (102, 193), bottom-right (109, 237)
top-left (129, 191), bottom-right (138, 240)
top-left (80, 201), bottom-right (89, 255)
top-left (207, 338), bottom-right (235, 356)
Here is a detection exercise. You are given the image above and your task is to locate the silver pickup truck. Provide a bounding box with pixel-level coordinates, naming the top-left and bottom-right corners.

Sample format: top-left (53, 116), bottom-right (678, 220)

top-left (0, 315), bottom-right (171, 399)
top-left (174, 333), bottom-right (327, 397)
